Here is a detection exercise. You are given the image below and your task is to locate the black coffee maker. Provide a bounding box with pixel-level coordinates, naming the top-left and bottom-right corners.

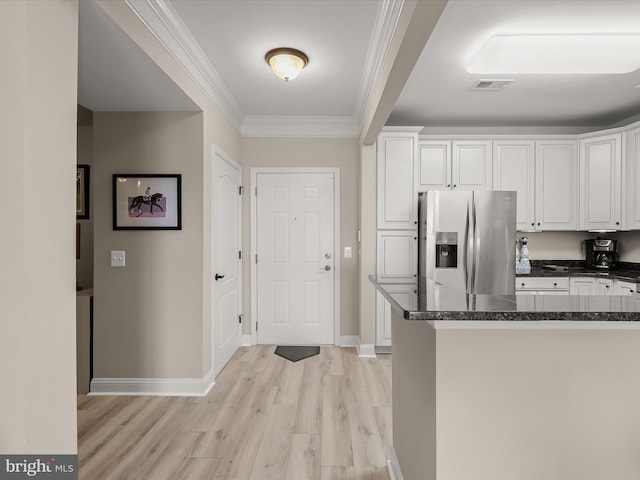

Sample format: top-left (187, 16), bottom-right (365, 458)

top-left (585, 238), bottom-right (618, 270)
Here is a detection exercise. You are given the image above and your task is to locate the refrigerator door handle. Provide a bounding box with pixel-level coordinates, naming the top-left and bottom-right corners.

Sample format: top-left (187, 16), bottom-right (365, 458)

top-left (470, 196), bottom-right (478, 293)
top-left (464, 201), bottom-right (471, 292)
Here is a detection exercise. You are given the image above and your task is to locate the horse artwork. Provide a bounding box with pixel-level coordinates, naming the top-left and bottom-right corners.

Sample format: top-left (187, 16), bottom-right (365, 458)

top-left (128, 192), bottom-right (166, 217)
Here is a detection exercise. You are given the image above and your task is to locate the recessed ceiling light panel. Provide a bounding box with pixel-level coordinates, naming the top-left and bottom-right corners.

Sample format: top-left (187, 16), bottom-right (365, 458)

top-left (466, 34), bottom-right (640, 74)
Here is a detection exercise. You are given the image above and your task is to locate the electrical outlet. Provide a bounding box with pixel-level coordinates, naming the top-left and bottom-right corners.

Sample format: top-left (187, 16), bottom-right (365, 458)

top-left (110, 250), bottom-right (125, 267)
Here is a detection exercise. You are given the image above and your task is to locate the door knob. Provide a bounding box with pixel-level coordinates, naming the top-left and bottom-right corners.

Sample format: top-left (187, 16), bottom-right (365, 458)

top-left (324, 265), bottom-right (331, 271)
top-left (215, 273), bottom-right (225, 281)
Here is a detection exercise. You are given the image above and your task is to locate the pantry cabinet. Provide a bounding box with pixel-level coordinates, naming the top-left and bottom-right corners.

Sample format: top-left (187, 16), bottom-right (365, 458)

top-left (579, 133), bottom-right (622, 230)
top-left (377, 130), bottom-right (420, 229)
top-left (376, 231), bottom-right (418, 283)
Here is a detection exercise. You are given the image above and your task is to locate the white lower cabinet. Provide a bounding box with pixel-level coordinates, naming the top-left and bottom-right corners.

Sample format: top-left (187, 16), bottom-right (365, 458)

top-left (375, 286), bottom-right (417, 347)
top-left (569, 277), bottom-right (596, 295)
top-left (516, 277), bottom-right (569, 295)
top-left (595, 278), bottom-right (614, 295)
top-left (614, 280), bottom-right (639, 295)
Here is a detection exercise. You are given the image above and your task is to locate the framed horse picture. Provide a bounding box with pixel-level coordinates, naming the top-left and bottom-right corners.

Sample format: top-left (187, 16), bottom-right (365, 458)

top-left (77, 165), bottom-right (90, 219)
top-left (112, 174), bottom-right (182, 230)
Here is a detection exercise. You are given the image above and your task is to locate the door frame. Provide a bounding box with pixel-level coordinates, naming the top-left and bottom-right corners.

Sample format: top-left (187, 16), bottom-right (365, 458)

top-left (211, 145), bottom-right (242, 377)
top-left (250, 167), bottom-right (341, 346)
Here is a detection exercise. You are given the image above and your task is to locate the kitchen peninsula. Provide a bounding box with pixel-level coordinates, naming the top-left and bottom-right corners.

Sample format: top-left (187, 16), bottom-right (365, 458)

top-left (372, 276), bottom-right (640, 480)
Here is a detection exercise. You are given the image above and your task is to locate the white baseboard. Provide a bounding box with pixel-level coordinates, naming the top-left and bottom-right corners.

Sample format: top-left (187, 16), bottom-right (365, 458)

top-left (358, 343), bottom-right (377, 357)
top-left (241, 335), bottom-right (253, 346)
top-left (375, 345), bottom-right (392, 355)
top-left (337, 335), bottom-right (360, 348)
top-left (388, 446), bottom-right (404, 480)
top-left (90, 372), bottom-right (215, 397)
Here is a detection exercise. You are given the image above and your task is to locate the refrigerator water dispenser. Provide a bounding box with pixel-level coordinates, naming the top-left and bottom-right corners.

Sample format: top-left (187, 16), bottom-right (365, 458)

top-left (435, 232), bottom-right (457, 268)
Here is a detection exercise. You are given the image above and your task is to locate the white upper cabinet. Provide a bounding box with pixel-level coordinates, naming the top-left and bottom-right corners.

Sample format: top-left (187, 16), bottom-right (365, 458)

top-left (416, 140), bottom-right (451, 191)
top-left (535, 140), bottom-right (579, 231)
top-left (579, 133), bottom-right (622, 230)
top-left (452, 140), bottom-right (493, 190)
top-left (377, 130), bottom-right (419, 229)
top-left (493, 140), bottom-right (535, 230)
top-left (417, 139), bottom-right (493, 192)
top-left (625, 127), bottom-right (640, 229)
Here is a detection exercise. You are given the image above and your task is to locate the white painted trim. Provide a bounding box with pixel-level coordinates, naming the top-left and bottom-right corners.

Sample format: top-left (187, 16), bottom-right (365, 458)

top-left (241, 115), bottom-right (359, 138)
top-left (251, 167), bottom-right (341, 346)
top-left (388, 447), bottom-right (405, 480)
top-left (89, 373), bottom-right (215, 397)
top-left (241, 335), bottom-right (253, 346)
top-left (211, 145), bottom-right (243, 377)
top-left (125, 0), bottom-right (244, 128)
top-left (355, 0), bottom-right (405, 127)
top-left (358, 344), bottom-right (377, 358)
top-left (337, 335), bottom-right (360, 348)
top-left (375, 345), bottom-right (392, 355)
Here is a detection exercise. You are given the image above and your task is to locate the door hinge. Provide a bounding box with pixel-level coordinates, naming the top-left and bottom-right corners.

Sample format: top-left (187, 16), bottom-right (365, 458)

top-left (238, 250), bottom-right (242, 260)
top-left (239, 314), bottom-right (244, 324)
top-left (255, 187), bottom-right (258, 196)
top-left (255, 254), bottom-right (258, 264)
top-left (256, 321), bottom-right (258, 332)
top-left (238, 186), bottom-right (244, 195)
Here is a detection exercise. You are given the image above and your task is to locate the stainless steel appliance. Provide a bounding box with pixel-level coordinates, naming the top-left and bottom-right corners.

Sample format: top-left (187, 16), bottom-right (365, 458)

top-left (585, 238), bottom-right (618, 270)
top-left (418, 190), bottom-right (517, 295)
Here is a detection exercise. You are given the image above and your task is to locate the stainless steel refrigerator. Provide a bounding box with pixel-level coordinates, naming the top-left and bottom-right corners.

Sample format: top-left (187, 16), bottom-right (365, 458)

top-left (418, 190), bottom-right (517, 295)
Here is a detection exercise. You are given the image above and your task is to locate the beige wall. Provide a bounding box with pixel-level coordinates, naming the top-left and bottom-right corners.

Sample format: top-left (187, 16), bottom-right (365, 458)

top-left (93, 112), bottom-right (204, 378)
top-left (77, 105), bottom-right (94, 289)
top-left (0, 0), bottom-right (78, 453)
top-left (240, 137), bottom-right (360, 338)
top-left (522, 230), bottom-right (640, 263)
top-left (359, 144), bottom-right (377, 344)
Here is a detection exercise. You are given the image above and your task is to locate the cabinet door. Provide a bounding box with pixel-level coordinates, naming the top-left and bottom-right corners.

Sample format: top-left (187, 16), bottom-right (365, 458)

top-left (452, 140), bottom-right (493, 190)
top-left (595, 278), bottom-right (613, 295)
top-left (625, 127), bottom-right (640, 229)
top-left (376, 231), bottom-right (418, 283)
top-left (376, 286), bottom-right (416, 346)
top-left (569, 277), bottom-right (596, 295)
top-left (536, 140), bottom-right (579, 230)
top-left (614, 280), bottom-right (638, 295)
top-left (416, 140), bottom-right (451, 192)
top-left (579, 134), bottom-right (622, 230)
top-left (493, 140), bottom-right (535, 230)
top-left (377, 133), bottom-right (418, 229)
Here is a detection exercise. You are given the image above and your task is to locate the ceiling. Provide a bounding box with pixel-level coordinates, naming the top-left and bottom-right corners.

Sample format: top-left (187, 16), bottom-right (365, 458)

top-left (78, 0), bottom-right (640, 134)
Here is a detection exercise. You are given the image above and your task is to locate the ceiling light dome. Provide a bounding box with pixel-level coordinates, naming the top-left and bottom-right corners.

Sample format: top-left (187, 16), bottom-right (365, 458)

top-left (265, 48), bottom-right (309, 82)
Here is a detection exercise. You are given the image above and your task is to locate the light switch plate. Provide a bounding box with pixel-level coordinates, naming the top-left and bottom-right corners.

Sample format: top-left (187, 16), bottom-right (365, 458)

top-left (344, 246), bottom-right (352, 258)
top-left (110, 250), bottom-right (125, 267)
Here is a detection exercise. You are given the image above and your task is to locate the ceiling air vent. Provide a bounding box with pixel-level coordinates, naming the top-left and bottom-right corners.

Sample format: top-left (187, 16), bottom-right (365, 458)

top-left (471, 79), bottom-right (514, 91)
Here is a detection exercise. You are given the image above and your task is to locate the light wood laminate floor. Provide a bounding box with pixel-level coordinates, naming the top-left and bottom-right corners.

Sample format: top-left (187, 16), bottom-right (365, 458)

top-left (78, 346), bottom-right (392, 480)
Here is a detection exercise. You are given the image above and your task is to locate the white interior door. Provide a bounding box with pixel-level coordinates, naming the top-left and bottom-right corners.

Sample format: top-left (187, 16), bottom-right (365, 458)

top-left (212, 148), bottom-right (242, 376)
top-left (256, 172), bottom-right (336, 345)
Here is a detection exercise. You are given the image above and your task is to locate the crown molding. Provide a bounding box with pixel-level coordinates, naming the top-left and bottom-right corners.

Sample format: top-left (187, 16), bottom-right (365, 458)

top-left (242, 115), bottom-right (360, 138)
top-left (125, 0), bottom-right (244, 129)
top-left (354, 0), bottom-right (405, 127)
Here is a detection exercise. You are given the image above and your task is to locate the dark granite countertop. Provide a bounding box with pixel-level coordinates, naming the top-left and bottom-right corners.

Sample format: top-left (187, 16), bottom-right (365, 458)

top-left (516, 260), bottom-right (640, 282)
top-left (369, 274), bottom-right (640, 323)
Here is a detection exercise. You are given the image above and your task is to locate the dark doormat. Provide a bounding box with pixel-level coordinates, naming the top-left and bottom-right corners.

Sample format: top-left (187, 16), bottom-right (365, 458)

top-left (274, 346), bottom-right (320, 362)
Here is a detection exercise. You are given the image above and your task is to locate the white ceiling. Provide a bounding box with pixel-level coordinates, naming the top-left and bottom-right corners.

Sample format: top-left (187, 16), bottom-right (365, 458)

top-left (77, 0), bottom-right (640, 133)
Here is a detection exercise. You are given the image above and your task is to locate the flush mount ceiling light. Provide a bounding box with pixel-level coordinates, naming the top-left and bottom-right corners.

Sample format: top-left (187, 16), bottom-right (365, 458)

top-left (466, 34), bottom-right (640, 74)
top-left (265, 47), bottom-right (309, 82)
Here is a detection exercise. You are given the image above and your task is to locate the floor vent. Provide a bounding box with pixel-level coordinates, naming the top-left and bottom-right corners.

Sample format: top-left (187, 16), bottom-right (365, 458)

top-left (471, 79), bottom-right (514, 91)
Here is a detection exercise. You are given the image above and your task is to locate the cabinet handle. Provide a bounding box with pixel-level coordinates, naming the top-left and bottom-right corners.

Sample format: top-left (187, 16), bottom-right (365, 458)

top-left (616, 221), bottom-right (620, 225)
top-left (447, 184), bottom-right (451, 188)
top-left (453, 184), bottom-right (457, 188)
top-left (521, 283), bottom-right (525, 287)
top-left (537, 222), bottom-right (541, 226)
top-left (531, 222), bottom-right (535, 226)
top-left (606, 285), bottom-right (610, 288)
top-left (553, 283), bottom-right (557, 286)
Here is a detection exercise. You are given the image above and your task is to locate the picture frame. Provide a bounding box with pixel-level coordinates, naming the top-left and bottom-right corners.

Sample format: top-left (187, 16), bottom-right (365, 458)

top-left (112, 174), bottom-right (182, 230)
top-left (77, 165), bottom-right (90, 219)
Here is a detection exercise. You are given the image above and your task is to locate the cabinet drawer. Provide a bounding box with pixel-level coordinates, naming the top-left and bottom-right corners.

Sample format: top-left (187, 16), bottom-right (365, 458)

top-left (516, 277), bottom-right (569, 291)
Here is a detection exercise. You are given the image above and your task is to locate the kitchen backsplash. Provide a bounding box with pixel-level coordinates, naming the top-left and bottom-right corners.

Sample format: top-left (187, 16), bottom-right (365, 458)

top-left (518, 231), bottom-right (640, 263)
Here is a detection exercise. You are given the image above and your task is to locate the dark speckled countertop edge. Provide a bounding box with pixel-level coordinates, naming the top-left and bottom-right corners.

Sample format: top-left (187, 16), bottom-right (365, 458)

top-left (369, 274), bottom-right (640, 323)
